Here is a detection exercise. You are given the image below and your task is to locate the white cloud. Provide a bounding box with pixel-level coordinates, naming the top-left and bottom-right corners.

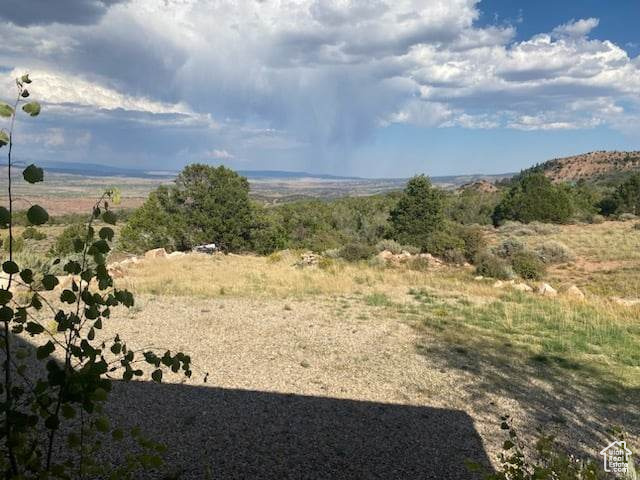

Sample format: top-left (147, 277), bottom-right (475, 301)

top-left (552, 18), bottom-right (599, 38)
top-left (1, 1), bottom-right (639, 170)
top-left (207, 149), bottom-right (234, 160)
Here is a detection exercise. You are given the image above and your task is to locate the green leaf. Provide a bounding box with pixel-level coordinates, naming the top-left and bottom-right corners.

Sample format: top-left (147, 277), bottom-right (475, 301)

top-left (151, 369), bottom-right (163, 383)
top-left (20, 74), bottom-right (32, 84)
top-left (2, 260), bottom-right (19, 274)
top-left (22, 101), bottom-right (41, 117)
top-left (0, 207), bottom-right (9, 226)
top-left (98, 227), bottom-right (114, 241)
top-left (0, 103), bottom-right (14, 118)
top-left (0, 306), bottom-right (13, 322)
top-left (0, 289), bottom-right (13, 305)
top-left (19, 269), bottom-right (34, 284)
top-left (102, 210), bottom-right (117, 225)
top-left (27, 205), bottom-right (49, 225)
top-left (0, 131), bottom-right (8, 148)
top-left (22, 164), bottom-right (44, 184)
top-left (42, 274), bottom-right (59, 290)
top-left (60, 290), bottom-right (76, 304)
top-left (26, 322), bottom-right (45, 335)
top-left (37, 341), bottom-right (55, 359)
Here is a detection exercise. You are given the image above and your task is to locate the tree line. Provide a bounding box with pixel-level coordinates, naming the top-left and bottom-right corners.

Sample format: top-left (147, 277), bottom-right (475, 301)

top-left (119, 164), bottom-right (640, 259)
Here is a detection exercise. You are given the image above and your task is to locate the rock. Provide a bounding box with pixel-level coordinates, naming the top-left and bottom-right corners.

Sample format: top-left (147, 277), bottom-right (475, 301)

top-left (513, 283), bottom-right (533, 292)
top-left (474, 276), bottom-right (484, 281)
top-left (492, 280), bottom-right (504, 288)
top-left (168, 251), bottom-right (186, 259)
top-left (565, 285), bottom-right (585, 300)
top-left (612, 297), bottom-right (640, 307)
top-left (297, 252), bottom-right (319, 267)
top-left (537, 283), bottom-right (557, 297)
top-left (378, 250), bottom-right (394, 261)
top-left (145, 248), bottom-right (167, 259)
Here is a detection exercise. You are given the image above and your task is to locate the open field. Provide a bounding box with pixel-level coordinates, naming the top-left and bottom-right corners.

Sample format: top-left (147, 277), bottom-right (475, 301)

top-left (100, 221), bottom-right (640, 476)
top-left (3, 219), bottom-right (639, 477)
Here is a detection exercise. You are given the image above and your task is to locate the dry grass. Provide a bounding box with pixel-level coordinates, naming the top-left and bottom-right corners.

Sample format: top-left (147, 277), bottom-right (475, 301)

top-left (121, 252), bottom-right (496, 301)
top-left (491, 221), bottom-right (640, 297)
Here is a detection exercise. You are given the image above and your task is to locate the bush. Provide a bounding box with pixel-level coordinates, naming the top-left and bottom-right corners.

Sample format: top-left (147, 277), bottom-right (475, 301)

top-left (588, 213), bottom-right (605, 224)
top-left (21, 226), bottom-right (46, 240)
top-left (441, 248), bottom-right (467, 265)
top-left (423, 229), bottom-right (465, 257)
top-left (401, 244), bottom-right (421, 255)
top-left (634, 222), bottom-right (640, 231)
top-left (407, 256), bottom-right (430, 271)
top-left (619, 212), bottom-right (638, 222)
top-left (493, 237), bottom-right (526, 259)
top-left (492, 172), bottom-right (574, 225)
top-left (456, 225), bottom-right (486, 261)
top-left (600, 173), bottom-right (640, 216)
top-left (52, 223), bottom-right (86, 256)
top-left (376, 239), bottom-right (403, 254)
top-left (339, 243), bottom-right (376, 262)
top-left (511, 251), bottom-right (546, 280)
top-left (474, 251), bottom-right (512, 279)
top-left (535, 240), bottom-right (575, 264)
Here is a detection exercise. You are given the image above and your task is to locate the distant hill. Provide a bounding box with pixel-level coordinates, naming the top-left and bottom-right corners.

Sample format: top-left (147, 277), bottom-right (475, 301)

top-left (459, 180), bottom-right (499, 193)
top-left (26, 160), bottom-right (511, 186)
top-left (521, 151), bottom-right (640, 183)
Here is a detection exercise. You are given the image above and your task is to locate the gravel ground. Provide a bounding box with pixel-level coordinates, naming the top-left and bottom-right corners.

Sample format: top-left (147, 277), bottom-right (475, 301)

top-left (94, 294), bottom-right (636, 479)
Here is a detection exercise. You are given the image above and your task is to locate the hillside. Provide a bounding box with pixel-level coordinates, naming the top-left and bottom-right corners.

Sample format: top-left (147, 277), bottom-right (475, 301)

top-left (525, 151), bottom-right (640, 183)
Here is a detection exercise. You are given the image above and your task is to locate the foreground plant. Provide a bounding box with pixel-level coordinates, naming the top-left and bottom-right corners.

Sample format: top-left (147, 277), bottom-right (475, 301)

top-left (0, 75), bottom-right (194, 477)
top-left (467, 415), bottom-right (615, 480)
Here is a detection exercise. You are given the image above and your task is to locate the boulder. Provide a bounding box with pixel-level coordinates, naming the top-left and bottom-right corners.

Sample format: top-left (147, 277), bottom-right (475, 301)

top-left (513, 283), bottom-right (533, 292)
top-left (492, 280), bottom-right (504, 288)
top-left (378, 250), bottom-right (394, 261)
top-left (474, 276), bottom-right (484, 281)
top-left (565, 285), bottom-right (585, 300)
top-left (537, 283), bottom-right (557, 297)
top-left (145, 248), bottom-right (167, 259)
top-left (168, 251), bottom-right (186, 259)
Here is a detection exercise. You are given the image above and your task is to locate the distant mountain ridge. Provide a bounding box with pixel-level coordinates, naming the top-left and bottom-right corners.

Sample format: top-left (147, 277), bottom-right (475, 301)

top-left (25, 160), bottom-right (510, 185)
top-left (521, 151), bottom-right (640, 183)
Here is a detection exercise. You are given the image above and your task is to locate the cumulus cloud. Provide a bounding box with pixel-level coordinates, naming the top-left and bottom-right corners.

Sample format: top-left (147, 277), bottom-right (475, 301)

top-left (552, 18), bottom-right (600, 38)
top-left (0, 0), bottom-right (638, 172)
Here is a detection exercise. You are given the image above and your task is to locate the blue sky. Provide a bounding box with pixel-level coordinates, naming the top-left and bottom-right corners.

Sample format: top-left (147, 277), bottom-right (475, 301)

top-left (1, 0), bottom-right (639, 178)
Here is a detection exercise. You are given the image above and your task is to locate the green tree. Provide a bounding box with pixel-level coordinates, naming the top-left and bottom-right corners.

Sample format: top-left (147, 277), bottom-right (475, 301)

top-left (121, 165), bottom-right (253, 253)
top-left (389, 175), bottom-right (445, 250)
top-left (492, 172), bottom-right (574, 225)
top-left (608, 173), bottom-right (640, 215)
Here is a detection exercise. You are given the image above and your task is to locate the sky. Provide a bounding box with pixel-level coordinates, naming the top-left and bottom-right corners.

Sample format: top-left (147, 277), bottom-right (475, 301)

top-left (1, 0), bottom-right (639, 178)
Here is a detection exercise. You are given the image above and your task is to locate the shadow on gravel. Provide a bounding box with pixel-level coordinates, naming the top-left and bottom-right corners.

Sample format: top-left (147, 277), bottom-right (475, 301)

top-left (4, 334), bottom-right (493, 479)
top-left (107, 381), bottom-right (493, 479)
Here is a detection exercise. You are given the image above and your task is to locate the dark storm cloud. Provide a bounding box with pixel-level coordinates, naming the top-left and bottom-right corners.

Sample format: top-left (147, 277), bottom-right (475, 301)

top-left (0, 0), bottom-right (126, 26)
